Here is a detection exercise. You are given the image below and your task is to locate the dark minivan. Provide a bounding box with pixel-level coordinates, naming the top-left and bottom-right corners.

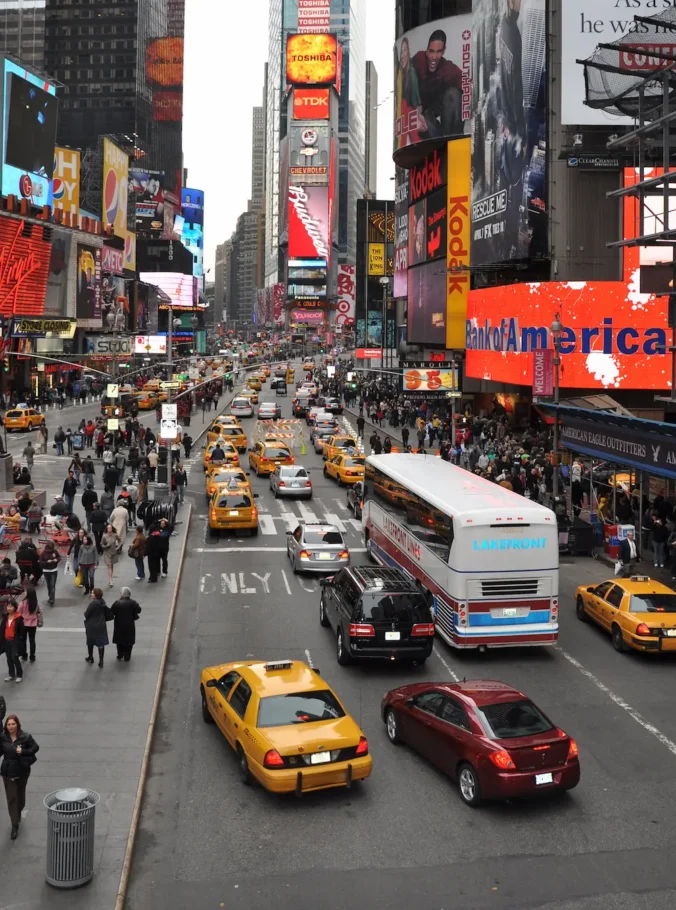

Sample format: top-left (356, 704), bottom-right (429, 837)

top-left (319, 566), bottom-right (435, 666)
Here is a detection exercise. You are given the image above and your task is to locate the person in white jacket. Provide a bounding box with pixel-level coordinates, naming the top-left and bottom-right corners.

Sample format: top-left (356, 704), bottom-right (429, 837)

top-left (110, 503), bottom-right (129, 546)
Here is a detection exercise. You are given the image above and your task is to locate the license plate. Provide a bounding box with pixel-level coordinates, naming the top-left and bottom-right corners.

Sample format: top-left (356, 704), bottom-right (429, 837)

top-left (502, 608), bottom-right (518, 617)
top-left (292, 482), bottom-right (299, 487)
top-left (385, 631), bottom-right (401, 641)
top-left (229, 510), bottom-right (239, 516)
top-left (318, 552), bottom-right (332, 559)
top-left (310, 751), bottom-right (331, 764)
top-left (535, 772), bottom-right (553, 785)
top-left (665, 629), bottom-right (676, 637)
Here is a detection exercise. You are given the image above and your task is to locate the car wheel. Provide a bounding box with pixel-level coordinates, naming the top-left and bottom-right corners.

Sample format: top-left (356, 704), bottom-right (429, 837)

top-left (458, 763), bottom-right (482, 807)
top-left (201, 688), bottom-right (215, 724)
top-left (385, 708), bottom-right (403, 744)
top-left (237, 746), bottom-right (251, 785)
top-left (323, 466), bottom-right (329, 478)
top-left (336, 628), bottom-right (352, 665)
top-left (26, 423), bottom-right (32, 431)
top-left (319, 594), bottom-right (330, 627)
top-left (576, 596), bottom-right (588, 622)
top-left (292, 556), bottom-right (298, 575)
top-left (337, 476), bottom-right (344, 487)
top-left (612, 623), bottom-right (628, 653)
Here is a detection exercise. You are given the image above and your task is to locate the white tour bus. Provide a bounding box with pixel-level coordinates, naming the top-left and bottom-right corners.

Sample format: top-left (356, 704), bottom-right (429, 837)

top-left (362, 455), bottom-right (559, 650)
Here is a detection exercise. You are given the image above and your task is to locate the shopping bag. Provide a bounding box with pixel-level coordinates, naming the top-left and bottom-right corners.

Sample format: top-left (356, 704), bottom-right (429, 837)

top-left (74, 570), bottom-right (82, 587)
top-left (614, 560), bottom-right (623, 577)
top-left (64, 557), bottom-right (73, 575)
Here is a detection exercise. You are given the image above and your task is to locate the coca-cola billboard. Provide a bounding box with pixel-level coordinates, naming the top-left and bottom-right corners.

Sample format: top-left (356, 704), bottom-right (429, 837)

top-left (288, 185), bottom-right (330, 261)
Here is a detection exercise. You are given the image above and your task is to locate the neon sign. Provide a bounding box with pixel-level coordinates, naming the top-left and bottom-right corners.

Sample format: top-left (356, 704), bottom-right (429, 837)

top-left (0, 219), bottom-right (51, 315)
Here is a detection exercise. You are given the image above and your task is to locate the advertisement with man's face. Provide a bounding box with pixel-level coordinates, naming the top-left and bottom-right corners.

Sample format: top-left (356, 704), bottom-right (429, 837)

top-left (393, 16), bottom-right (471, 157)
top-left (471, 0), bottom-right (547, 266)
top-left (76, 244), bottom-right (102, 320)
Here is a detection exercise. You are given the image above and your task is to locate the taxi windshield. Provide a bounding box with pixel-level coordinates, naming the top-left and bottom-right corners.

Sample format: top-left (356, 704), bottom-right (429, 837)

top-left (257, 690), bottom-right (345, 727)
top-left (629, 594), bottom-right (676, 612)
top-left (211, 471), bottom-right (245, 484)
top-left (216, 494), bottom-right (251, 508)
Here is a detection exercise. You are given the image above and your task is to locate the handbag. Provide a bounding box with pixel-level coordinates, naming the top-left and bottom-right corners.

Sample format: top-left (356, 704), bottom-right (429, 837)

top-left (37, 609), bottom-right (44, 629)
top-left (128, 545), bottom-right (139, 559)
top-left (74, 569), bottom-right (82, 587)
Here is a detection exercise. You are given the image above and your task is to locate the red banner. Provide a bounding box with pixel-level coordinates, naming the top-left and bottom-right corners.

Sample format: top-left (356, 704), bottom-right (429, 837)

top-left (356, 348), bottom-right (382, 359)
top-left (0, 217), bottom-right (52, 316)
top-left (532, 349), bottom-right (553, 397)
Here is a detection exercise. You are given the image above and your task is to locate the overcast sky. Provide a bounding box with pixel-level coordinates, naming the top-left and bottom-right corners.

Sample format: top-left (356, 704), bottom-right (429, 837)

top-left (183, 0), bottom-right (395, 275)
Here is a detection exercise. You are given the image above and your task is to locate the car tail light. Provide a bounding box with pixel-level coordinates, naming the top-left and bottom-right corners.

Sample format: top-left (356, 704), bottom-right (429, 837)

top-left (348, 623), bottom-right (375, 637)
top-left (355, 736), bottom-right (369, 755)
top-left (345, 471), bottom-right (355, 476)
top-left (210, 510), bottom-right (217, 519)
top-left (488, 750), bottom-right (516, 770)
top-left (278, 481), bottom-right (286, 487)
top-left (251, 508), bottom-right (257, 518)
top-left (298, 550), bottom-right (311, 559)
top-left (567, 738), bottom-right (579, 761)
top-left (412, 623), bottom-right (435, 636)
top-left (635, 622), bottom-right (652, 636)
top-left (338, 550), bottom-right (349, 559)
top-left (263, 749), bottom-right (285, 768)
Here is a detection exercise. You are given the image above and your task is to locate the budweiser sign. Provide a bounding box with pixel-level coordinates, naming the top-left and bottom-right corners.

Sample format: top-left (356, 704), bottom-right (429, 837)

top-left (0, 218), bottom-right (52, 316)
top-left (288, 185), bottom-right (330, 259)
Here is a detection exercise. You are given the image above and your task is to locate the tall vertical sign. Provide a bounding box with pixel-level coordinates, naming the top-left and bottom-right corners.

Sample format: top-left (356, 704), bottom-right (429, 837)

top-left (102, 138), bottom-right (129, 239)
top-left (51, 148), bottom-right (80, 220)
top-left (446, 138), bottom-right (471, 350)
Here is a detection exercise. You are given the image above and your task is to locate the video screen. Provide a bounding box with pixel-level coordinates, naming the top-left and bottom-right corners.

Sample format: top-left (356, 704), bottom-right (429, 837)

top-left (407, 261), bottom-right (446, 345)
top-left (5, 73), bottom-right (58, 178)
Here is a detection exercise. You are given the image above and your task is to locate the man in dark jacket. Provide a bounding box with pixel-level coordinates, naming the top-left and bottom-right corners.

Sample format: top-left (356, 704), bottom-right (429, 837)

top-left (110, 586), bottom-right (142, 661)
top-left (16, 538), bottom-right (40, 584)
top-left (103, 464), bottom-right (118, 497)
top-left (82, 485), bottom-right (97, 530)
top-left (50, 496), bottom-right (68, 518)
top-left (89, 505), bottom-right (108, 554)
top-left (619, 529), bottom-right (640, 576)
top-left (62, 471), bottom-right (78, 513)
top-left (145, 525), bottom-right (163, 583)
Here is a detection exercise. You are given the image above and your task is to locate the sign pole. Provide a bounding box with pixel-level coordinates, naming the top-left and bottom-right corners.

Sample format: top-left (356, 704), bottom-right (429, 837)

top-left (167, 305), bottom-right (173, 406)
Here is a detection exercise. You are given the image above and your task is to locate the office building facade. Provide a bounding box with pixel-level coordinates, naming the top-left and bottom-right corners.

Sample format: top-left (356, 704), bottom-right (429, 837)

top-left (1, 0), bottom-right (45, 69)
top-left (364, 59), bottom-right (378, 198)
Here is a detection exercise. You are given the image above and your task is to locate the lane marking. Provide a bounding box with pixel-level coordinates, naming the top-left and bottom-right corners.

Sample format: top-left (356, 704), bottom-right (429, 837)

top-left (304, 649), bottom-right (314, 668)
top-left (281, 570), bottom-right (292, 595)
top-left (433, 645), bottom-right (460, 682)
top-left (557, 646), bottom-right (676, 758)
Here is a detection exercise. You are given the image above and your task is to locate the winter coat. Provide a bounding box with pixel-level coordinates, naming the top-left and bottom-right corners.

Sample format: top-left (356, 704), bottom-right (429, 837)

top-left (0, 730), bottom-right (39, 779)
top-left (84, 597), bottom-right (110, 646)
top-left (128, 532), bottom-right (146, 559)
top-left (110, 505), bottom-right (129, 542)
top-left (38, 546), bottom-right (60, 573)
top-left (100, 491), bottom-right (115, 515)
top-left (101, 532), bottom-right (122, 566)
top-left (145, 532), bottom-right (164, 562)
top-left (77, 543), bottom-right (98, 568)
top-left (90, 508), bottom-right (108, 531)
top-left (82, 488), bottom-right (98, 513)
top-left (0, 613), bottom-right (25, 648)
top-left (111, 597), bottom-right (141, 647)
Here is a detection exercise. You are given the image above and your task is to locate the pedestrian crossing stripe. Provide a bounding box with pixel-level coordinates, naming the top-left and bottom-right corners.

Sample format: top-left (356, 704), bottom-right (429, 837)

top-left (198, 495), bottom-right (363, 537)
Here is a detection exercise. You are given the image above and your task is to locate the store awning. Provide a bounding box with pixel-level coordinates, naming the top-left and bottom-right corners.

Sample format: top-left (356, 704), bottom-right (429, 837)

top-left (539, 404), bottom-right (676, 480)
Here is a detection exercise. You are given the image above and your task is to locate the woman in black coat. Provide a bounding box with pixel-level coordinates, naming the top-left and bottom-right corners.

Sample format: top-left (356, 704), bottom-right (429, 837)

top-left (145, 524), bottom-right (163, 584)
top-left (0, 713), bottom-right (39, 839)
top-left (110, 587), bottom-right (141, 661)
top-left (84, 587), bottom-right (110, 667)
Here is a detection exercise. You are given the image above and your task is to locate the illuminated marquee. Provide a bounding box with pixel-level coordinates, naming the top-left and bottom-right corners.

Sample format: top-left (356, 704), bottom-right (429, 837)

top-left (286, 33), bottom-right (338, 85)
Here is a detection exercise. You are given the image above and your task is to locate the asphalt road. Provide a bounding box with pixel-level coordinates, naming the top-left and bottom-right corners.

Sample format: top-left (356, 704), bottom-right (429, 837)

top-left (125, 372), bottom-right (676, 910)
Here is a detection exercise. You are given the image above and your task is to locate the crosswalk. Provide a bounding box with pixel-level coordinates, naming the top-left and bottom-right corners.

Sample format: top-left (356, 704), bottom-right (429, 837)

top-left (197, 494), bottom-right (363, 538)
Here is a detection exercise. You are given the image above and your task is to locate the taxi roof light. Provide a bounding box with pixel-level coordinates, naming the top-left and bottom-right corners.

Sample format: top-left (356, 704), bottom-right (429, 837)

top-left (630, 576), bottom-right (650, 583)
top-left (264, 660), bottom-right (294, 671)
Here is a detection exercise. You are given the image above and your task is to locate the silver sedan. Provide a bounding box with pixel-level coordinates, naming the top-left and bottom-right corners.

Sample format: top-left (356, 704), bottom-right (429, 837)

top-left (313, 427), bottom-right (335, 454)
top-left (270, 464), bottom-right (313, 499)
top-left (286, 522), bottom-right (350, 574)
top-left (258, 402), bottom-right (282, 420)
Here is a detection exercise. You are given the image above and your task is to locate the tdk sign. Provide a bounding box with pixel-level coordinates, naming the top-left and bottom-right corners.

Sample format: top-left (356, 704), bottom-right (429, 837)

top-left (473, 538), bottom-right (547, 551)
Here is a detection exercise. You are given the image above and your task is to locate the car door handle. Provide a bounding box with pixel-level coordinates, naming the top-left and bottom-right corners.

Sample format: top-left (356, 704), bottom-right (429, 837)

top-left (233, 722), bottom-right (239, 729)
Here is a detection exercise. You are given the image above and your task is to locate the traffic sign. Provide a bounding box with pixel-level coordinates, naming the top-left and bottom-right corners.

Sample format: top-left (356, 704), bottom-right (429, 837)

top-left (107, 418), bottom-right (119, 431)
top-left (106, 383), bottom-right (119, 398)
top-left (160, 418), bottom-right (178, 439)
top-left (160, 381), bottom-right (181, 390)
top-left (162, 403), bottom-right (177, 420)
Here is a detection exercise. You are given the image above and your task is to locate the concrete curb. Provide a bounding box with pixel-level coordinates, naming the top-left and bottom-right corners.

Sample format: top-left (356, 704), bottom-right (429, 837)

top-left (114, 501), bottom-right (192, 910)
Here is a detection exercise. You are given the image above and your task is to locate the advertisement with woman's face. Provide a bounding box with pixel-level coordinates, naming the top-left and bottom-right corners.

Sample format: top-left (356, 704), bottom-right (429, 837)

top-left (393, 16), bottom-right (472, 157)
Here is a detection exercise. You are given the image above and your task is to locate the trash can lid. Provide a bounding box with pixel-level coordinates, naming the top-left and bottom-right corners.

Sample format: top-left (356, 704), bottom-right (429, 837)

top-left (55, 787), bottom-right (90, 802)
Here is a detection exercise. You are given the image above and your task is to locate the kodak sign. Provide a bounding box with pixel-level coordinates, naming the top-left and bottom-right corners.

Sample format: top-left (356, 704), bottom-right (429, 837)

top-left (293, 88), bottom-right (330, 120)
top-left (446, 138), bottom-right (471, 350)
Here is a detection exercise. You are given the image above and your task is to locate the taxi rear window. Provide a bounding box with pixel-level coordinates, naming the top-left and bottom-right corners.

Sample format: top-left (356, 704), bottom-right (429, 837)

top-left (6, 411), bottom-right (22, 418)
top-left (344, 458), bottom-right (365, 467)
top-left (335, 438), bottom-right (356, 448)
top-left (257, 690), bottom-right (345, 727)
top-left (629, 594), bottom-right (676, 612)
top-left (216, 493), bottom-right (251, 508)
top-left (264, 447), bottom-right (291, 459)
top-left (222, 427), bottom-right (242, 436)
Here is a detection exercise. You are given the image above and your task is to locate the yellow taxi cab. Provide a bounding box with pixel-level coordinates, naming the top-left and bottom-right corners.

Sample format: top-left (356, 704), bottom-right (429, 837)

top-left (203, 439), bottom-right (241, 471)
top-left (575, 574), bottom-right (676, 653)
top-left (205, 466), bottom-right (251, 503)
top-left (207, 422), bottom-right (247, 452)
top-left (262, 366), bottom-right (271, 378)
top-left (286, 368), bottom-right (295, 384)
top-left (209, 415), bottom-right (240, 430)
top-left (246, 377), bottom-right (262, 392)
top-left (322, 435), bottom-right (358, 461)
top-left (135, 391), bottom-right (160, 411)
top-left (4, 407), bottom-right (45, 432)
top-left (208, 486), bottom-right (258, 537)
top-left (143, 380), bottom-right (161, 393)
top-left (324, 453), bottom-right (366, 485)
top-left (199, 659), bottom-right (372, 793)
top-left (249, 440), bottom-right (294, 476)
top-left (303, 360), bottom-right (315, 372)
top-left (239, 388), bottom-right (259, 405)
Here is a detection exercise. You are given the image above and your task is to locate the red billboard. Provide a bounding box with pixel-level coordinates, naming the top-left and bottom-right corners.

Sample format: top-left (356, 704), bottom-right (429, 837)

top-left (288, 185), bottom-right (330, 260)
top-left (0, 217), bottom-right (52, 316)
top-left (293, 88), bottom-right (330, 120)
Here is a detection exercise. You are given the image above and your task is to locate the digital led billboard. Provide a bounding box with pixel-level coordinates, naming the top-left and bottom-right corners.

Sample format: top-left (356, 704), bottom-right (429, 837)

top-left (76, 244), bottom-right (102, 320)
top-left (139, 271), bottom-right (195, 309)
top-left (286, 33), bottom-right (338, 85)
top-left (407, 260), bottom-right (446, 346)
top-left (102, 137), bottom-right (129, 239)
top-left (50, 147), bottom-right (80, 219)
top-left (293, 88), bottom-right (330, 120)
top-left (288, 184), bottom-right (330, 260)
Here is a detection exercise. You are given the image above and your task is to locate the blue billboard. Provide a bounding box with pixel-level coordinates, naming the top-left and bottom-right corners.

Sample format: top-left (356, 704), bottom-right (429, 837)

top-left (1, 57), bottom-right (58, 207)
top-left (181, 187), bottom-right (204, 278)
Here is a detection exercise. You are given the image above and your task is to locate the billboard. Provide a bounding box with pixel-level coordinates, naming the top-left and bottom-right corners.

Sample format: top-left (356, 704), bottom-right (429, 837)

top-left (560, 0), bottom-right (654, 126)
top-left (101, 245), bottom-right (124, 274)
top-left (102, 138), bottom-right (129, 238)
top-left (288, 185), bottom-right (330, 260)
top-left (1, 59), bottom-right (58, 207)
top-left (273, 283), bottom-right (285, 325)
top-left (130, 169), bottom-right (165, 235)
top-left (50, 147), bottom-right (80, 219)
top-left (368, 243), bottom-right (385, 276)
top-left (181, 187), bottom-right (204, 278)
top-left (124, 231), bottom-right (136, 272)
top-left (407, 260), bottom-right (446, 346)
top-left (336, 264), bottom-right (356, 328)
top-left (135, 335), bottom-right (167, 355)
top-left (76, 244), bottom-right (102, 320)
top-left (101, 274), bottom-right (129, 332)
top-left (471, 0), bottom-right (547, 266)
top-left (393, 167), bottom-right (409, 297)
top-left (446, 137), bottom-right (471, 350)
top-left (402, 365), bottom-right (460, 395)
top-left (181, 187), bottom-right (204, 227)
top-left (139, 271), bottom-right (195, 309)
top-left (286, 33), bottom-right (338, 85)
top-left (293, 88), bottom-right (330, 120)
top-left (288, 123), bottom-right (330, 184)
top-left (297, 0), bottom-right (330, 33)
top-left (393, 16), bottom-right (471, 156)
top-left (532, 348), bottom-right (553, 396)
top-left (290, 308), bottom-right (325, 325)
top-left (0, 218), bottom-right (52, 316)
top-left (44, 229), bottom-right (71, 315)
top-left (146, 37), bottom-right (184, 122)
top-left (464, 280), bottom-right (670, 390)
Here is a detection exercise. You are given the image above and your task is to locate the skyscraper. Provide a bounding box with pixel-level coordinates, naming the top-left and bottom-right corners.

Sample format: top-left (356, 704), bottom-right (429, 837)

top-left (364, 60), bottom-right (378, 198)
top-left (44, 0), bottom-right (184, 193)
top-left (251, 99), bottom-right (266, 213)
top-left (1, 0), bottom-right (45, 70)
top-left (264, 0), bottom-right (366, 287)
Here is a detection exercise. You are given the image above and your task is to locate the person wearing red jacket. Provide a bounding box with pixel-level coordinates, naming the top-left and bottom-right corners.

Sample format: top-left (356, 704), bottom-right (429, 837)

top-left (411, 28), bottom-right (463, 139)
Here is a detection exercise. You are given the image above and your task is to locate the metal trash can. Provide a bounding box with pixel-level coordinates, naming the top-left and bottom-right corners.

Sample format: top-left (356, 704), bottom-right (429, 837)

top-left (44, 788), bottom-right (100, 888)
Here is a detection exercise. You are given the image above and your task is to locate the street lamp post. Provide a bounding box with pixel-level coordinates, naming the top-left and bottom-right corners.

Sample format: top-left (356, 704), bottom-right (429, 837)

top-left (166, 307), bottom-right (181, 406)
top-left (379, 277), bottom-right (390, 368)
top-left (551, 313), bottom-right (562, 498)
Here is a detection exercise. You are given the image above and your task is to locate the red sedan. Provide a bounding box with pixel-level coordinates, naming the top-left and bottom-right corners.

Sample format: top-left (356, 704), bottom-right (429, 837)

top-left (381, 680), bottom-right (580, 807)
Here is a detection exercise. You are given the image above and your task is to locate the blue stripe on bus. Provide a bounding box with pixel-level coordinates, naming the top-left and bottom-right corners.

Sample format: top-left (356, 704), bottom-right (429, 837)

top-left (455, 625), bottom-right (558, 637)
top-left (469, 610), bottom-right (551, 627)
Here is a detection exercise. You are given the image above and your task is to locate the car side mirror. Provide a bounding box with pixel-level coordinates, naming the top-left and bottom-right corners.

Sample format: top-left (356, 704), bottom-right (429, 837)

top-left (319, 578), bottom-right (333, 587)
top-left (587, 586), bottom-right (596, 593)
top-left (253, 494), bottom-right (259, 499)
top-left (206, 679), bottom-right (217, 688)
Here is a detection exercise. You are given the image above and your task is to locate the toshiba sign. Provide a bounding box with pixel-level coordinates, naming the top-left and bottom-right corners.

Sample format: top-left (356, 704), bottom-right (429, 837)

top-left (293, 88), bottom-right (330, 120)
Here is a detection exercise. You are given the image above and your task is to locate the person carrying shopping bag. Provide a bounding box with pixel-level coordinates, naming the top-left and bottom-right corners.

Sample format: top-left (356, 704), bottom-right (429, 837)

top-left (68, 528), bottom-right (87, 584)
top-left (100, 524), bottom-right (122, 588)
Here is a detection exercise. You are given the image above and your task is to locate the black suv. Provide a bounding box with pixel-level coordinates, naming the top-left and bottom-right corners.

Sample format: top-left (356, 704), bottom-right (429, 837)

top-left (319, 566), bottom-right (434, 666)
